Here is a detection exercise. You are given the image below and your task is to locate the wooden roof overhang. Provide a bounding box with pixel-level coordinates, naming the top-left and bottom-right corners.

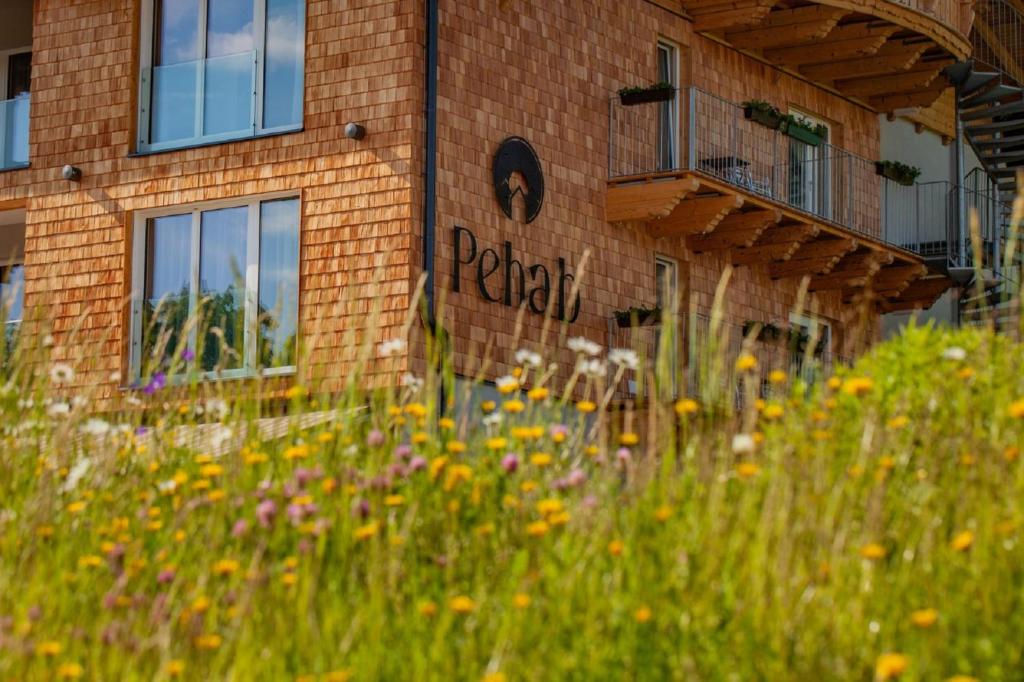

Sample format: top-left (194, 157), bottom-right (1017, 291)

top-left (606, 169), bottom-right (952, 312)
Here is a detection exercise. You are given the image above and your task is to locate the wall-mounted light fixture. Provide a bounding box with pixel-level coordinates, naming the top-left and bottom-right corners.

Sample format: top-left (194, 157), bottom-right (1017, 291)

top-left (344, 122), bottom-right (366, 140)
top-left (62, 165), bottom-right (82, 182)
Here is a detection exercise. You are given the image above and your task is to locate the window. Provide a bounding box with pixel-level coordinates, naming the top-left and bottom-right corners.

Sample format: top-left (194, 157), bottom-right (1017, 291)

top-left (137, 0), bottom-right (305, 152)
top-left (0, 48), bottom-right (30, 169)
top-left (789, 313), bottom-right (831, 382)
top-left (656, 42), bottom-right (678, 172)
top-left (655, 255), bottom-right (678, 394)
top-left (131, 195), bottom-right (300, 379)
top-left (787, 109), bottom-right (831, 219)
top-left (1, 262), bottom-right (23, 349)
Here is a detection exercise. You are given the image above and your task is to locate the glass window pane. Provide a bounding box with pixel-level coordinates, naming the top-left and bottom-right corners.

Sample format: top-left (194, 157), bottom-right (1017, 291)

top-left (199, 206), bottom-right (248, 372)
top-left (2, 264), bottom-right (24, 323)
top-left (257, 198), bottom-right (299, 368)
top-left (206, 0), bottom-right (254, 58)
top-left (656, 45), bottom-right (676, 172)
top-left (204, 52), bottom-right (254, 136)
top-left (264, 0), bottom-right (304, 129)
top-left (151, 59), bottom-right (199, 144)
top-left (155, 0), bottom-right (200, 65)
top-left (143, 214), bottom-right (193, 369)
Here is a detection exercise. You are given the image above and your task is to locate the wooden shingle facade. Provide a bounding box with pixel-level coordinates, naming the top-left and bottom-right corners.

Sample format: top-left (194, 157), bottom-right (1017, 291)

top-left (0, 0), bottom-right (973, 399)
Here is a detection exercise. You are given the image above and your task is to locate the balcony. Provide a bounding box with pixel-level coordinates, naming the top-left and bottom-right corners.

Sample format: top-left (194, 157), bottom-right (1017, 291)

top-left (679, 0), bottom-right (972, 112)
top-left (607, 87), bottom-right (953, 312)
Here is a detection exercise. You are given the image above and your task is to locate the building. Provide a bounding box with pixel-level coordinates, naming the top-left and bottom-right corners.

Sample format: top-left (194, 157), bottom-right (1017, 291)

top-left (0, 0), bottom-right (1018, 403)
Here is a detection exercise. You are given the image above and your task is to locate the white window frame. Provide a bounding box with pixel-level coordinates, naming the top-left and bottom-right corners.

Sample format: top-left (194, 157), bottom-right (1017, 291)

top-left (136, 0), bottom-right (305, 153)
top-left (655, 254), bottom-right (679, 395)
top-left (656, 40), bottom-right (679, 172)
top-left (129, 191), bottom-right (300, 382)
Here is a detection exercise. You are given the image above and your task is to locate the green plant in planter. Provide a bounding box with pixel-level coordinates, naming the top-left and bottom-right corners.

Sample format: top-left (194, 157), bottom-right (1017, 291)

top-left (784, 115), bottom-right (828, 146)
top-left (618, 82), bottom-right (676, 106)
top-left (874, 160), bottom-right (921, 187)
top-left (614, 306), bottom-right (662, 327)
top-left (742, 100), bottom-right (786, 130)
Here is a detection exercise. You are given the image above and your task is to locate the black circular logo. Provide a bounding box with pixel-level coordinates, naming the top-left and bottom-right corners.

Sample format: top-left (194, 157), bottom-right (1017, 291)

top-left (493, 136), bottom-right (544, 224)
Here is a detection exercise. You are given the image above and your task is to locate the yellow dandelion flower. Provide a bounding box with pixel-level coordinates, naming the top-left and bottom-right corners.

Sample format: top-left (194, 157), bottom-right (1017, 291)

top-left (36, 525), bottom-right (55, 538)
top-left (213, 559), bottom-right (239, 576)
top-left (674, 398), bottom-right (699, 416)
top-left (475, 522), bottom-right (495, 537)
top-left (503, 494), bottom-right (520, 508)
top-left (429, 456), bottom-right (449, 480)
top-left (450, 596), bottom-right (476, 614)
top-left (36, 641), bottom-right (62, 657)
top-left (481, 400), bottom-right (497, 413)
top-left (325, 671), bottom-right (352, 682)
top-left (585, 444), bottom-right (599, 457)
top-left (439, 417), bottom-right (455, 430)
top-left (827, 376), bottom-right (842, 390)
top-left (735, 354), bottom-right (757, 372)
top-left (283, 444), bottom-right (309, 461)
top-left (1005, 446), bottom-right (1020, 462)
top-left (482, 673), bottom-right (507, 682)
top-left (860, 543), bottom-right (886, 560)
top-left (841, 377), bottom-right (874, 397)
top-left (950, 530), bottom-right (974, 552)
top-left (887, 415), bottom-right (909, 429)
top-left (146, 519), bottom-right (163, 532)
top-left (520, 480), bottom-right (537, 493)
top-left (762, 403), bottom-right (784, 420)
top-left (768, 369), bottom-right (787, 384)
top-left (444, 464), bottom-right (473, 491)
top-left (191, 596), bottom-right (211, 613)
top-left (387, 405), bottom-right (402, 417)
top-left (910, 608), bottom-right (938, 628)
top-left (194, 454), bottom-right (214, 465)
top-left (66, 501), bottom-right (86, 514)
top-left (875, 653), bottom-right (909, 680)
top-left (418, 600), bottom-right (438, 617)
top-left (608, 539), bottom-right (624, 556)
top-left (619, 432), bottom-right (639, 446)
top-left (654, 505), bottom-right (672, 522)
top-left (78, 555), bottom-right (103, 569)
top-left (281, 572), bottom-right (298, 586)
top-left (536, 498), bottom-right (563, 516)
top-left (207, 489), bottom-right (226, 503)
top-left (530, 452), bottom-right (552, 467)
top-left (548, 510), bottom-right (570, 526)
top-left (166, 660), bottom-right (185, 677)
top-left (503, 399), bottom-right (525, 414)
top-left (526, 520), bottom-right (549, 537)
top-left (736, 462), bottom-right (760, 479)
top-left (960, 453), bottom-right (976, 466)
top-left (411, 431), bottom-right (429, 445)
top-left (354, 522), bottom-right (379, 541)
top-left (446, 440), bottom-right (467, 454)
top-left (284, 556), bottom-right (300, 570)
top-left (321, 477), bottom-right (337, 494)
top-left (946, 676), bottom-right (979, 682)
top-left (317, 431), bottom-right (334, 443)
top-left (1009, 399), bottom-right (1024, 419)
top-left (191, 479), bottom-right (211, 491)
top-left (174, 530), bottom-right (186, 542)
top-left (404, 402), bottom-right (428, 418)
top-left (957, 366), bottom-right (976, 380)
top-left (244, 452), bottom-right (268, 465)
top-left (513, 593), bottom-right (531, 609)
top-left (634, 606), bottom-right (652, 623)
top-left (194, 633), bottom-right (222, 650)
top-left (527, 386), bottom-right (549, 401)
top-left (56, 663), bottom-right (83, 679)
top-left (384, 494), bottom-right (405, 507)
top-left (485, 437), bottom-right (508, 451)
top-left (576, 400), bottom-right (597, 413)
top-left (285, 385), bottom-right (304, 400)
top-left (878, 455), bottom-right (896, 471)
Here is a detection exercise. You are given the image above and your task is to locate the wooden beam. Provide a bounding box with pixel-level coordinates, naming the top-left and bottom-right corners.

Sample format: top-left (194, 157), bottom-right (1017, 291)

top-left (788, 237), bottom-right (858, 260)
top-left (686, 208), bottom-right (781, 251)
top-left (755, 222), bottom-right (819, 244)
top-left (800, 41), bottom-right (930, 82)
top-left (606, 177), bottom-right (700, 222)
top-left (835, 61), bottom-right (949, 99)
top-left (767, 236), bottom-right (856, 278)
top-left (869, 84), bottom-right (951, 111)
top-left (763, 24), bottom-right (898, 67)
top-left (877, 275), bottom-right (952, 312)
top-left (725, 6), bottom-right (847, 49)
top-left (691, 0), bottom-right (778, 32)
top-left (649, 193), bottom-right (744, 238)
top-left (731, 240), bottom-right (804, 265)
top-left (808, 251), bottom-right (893, 290)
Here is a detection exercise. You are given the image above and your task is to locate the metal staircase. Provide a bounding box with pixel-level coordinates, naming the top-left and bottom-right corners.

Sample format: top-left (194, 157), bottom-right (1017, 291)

top-left (943, 0), bottom-right (1023, 324)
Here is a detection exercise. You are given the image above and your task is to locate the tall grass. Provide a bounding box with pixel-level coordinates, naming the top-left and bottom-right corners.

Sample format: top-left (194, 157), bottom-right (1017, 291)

top-left (1, 262), bottom-right (1023, 680)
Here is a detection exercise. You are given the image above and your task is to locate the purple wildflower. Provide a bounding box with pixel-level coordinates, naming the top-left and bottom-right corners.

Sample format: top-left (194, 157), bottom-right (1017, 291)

top-left (367, 429), bottom-right (386, 447)
top-left (352, 498), bottom-right (371, 519)
top-left (566, 468), bottom-right (588, 487)
top-left (181, 348), bottom-right (195, 362)
top-left (394, 443), bottom-right (413, 460)
top-left (501, 453), bottom-right (520, 474)
top-left (231, 519), bottom-right (249, 538)
top-left (255, 499), bottom-right (278, 528)
top-left (156, 568), bottom-right (176, 584)
top-left (143, 372), bottom-right (166, 395)
top-left (408, 456), bottom-right (427, 472)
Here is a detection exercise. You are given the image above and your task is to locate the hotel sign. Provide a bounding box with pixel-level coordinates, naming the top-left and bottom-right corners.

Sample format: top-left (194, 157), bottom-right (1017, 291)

top-left (450, 137), bottom-right (580, 322)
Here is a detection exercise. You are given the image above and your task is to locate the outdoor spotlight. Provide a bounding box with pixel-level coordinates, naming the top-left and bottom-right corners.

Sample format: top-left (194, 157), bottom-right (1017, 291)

top-left (62, 165), bottom-right (82, 182)
top-left (344, 122), bottom-right (366, 140)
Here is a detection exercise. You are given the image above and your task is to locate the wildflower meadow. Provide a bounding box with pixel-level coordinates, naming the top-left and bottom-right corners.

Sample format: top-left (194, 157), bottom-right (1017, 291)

top-left (1, 294), bottom-right (1023, 681)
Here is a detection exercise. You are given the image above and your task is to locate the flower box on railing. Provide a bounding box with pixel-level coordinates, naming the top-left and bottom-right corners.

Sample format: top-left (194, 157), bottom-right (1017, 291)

top-left (618, 83), bottom-right (675, 106)
top-left (743, 102), bottom-right (786, 130)
top-left (785, 121), bottom-right (825, 147)
top-left (874, 160), bottom-right (921, 187)
top-left (614, 306), bottom-right (661, 327)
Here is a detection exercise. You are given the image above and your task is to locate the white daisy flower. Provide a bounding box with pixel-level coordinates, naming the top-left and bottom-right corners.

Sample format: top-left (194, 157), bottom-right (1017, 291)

top-left (379, 338), bottom-right (407, 357)
top-left (47, 401), bottom-right (70, 418)
top-left (608, 349), bottom-right (639, 370)
top-left (81, 418), bottom-right (110, 437)
top-left (731, 433), bottom-right (756, 455)
top-left (49, 363), bottom-right (74, 385)
top-left (576, 358), bottom-right (607, 378)
top-left (568, 337), bottom-right (602, 356)
top-left (941, 346), bottom-right (967, 361)
top-left (514, 349), bottom-right (543, 368)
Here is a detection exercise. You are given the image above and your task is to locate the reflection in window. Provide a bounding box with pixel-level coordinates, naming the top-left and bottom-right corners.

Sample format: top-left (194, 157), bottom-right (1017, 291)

top-left (142, 0), bottom-right (305, 151)
top-left (134, 197), bottom-right (300, 379)
top-left (1, 263), bottom-right (24, 351)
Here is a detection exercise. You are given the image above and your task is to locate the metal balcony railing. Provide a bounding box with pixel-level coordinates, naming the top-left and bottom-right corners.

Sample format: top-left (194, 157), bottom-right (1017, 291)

top-left (972, 0), bottom-right (1024, 84)
top-left (609, 87), bottom-right (1010, 267)
top-left (891, 0), bottom-right (974, 36)
top-left (0, 94), bottom-right (29, 171)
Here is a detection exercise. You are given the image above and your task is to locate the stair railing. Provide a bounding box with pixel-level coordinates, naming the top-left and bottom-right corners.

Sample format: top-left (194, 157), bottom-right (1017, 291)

top-left (972, 0), bottom-right (1024, 86)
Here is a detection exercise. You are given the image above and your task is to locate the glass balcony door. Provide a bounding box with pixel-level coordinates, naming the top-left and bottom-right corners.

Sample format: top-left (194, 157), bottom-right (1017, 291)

top-left (0, 49), bottom-right (30, 170)
top-left (787, 111), bottom-right (831, 220)
top-left (656, 42), bottom-right (678, 172)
